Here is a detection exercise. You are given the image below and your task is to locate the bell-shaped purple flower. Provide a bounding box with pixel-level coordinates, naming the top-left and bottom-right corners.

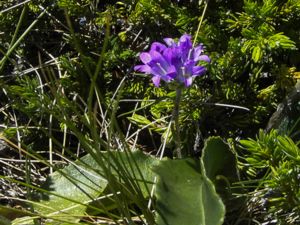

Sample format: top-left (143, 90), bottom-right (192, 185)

top-left (134, 34), bottom-right (210, 87)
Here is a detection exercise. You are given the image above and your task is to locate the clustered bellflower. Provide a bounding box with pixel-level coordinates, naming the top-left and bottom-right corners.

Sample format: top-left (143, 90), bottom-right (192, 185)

top-left (134, 34), bottom-right (210, 87)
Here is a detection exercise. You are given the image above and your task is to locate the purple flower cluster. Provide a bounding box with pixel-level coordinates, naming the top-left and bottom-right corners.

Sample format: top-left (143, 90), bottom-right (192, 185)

top-left (134, 34), bottom-right (210, 87)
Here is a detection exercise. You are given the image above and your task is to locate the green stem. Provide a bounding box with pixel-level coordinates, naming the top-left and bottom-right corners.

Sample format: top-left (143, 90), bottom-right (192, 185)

top-left (172, 88), bottom-right (182, 158)
top-left (0, 5), bottom-right (47, 73)
top-left (193, 0), bottom-right (209, 47)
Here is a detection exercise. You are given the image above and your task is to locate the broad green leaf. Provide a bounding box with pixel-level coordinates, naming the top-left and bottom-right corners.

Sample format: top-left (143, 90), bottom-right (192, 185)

top-left (153, 158), bottom-right (225, 225)
top-left (201, 137), bottom-right (238, 182)
top-left (201, 137), bottom-right (241, 213)
top-left (33, 154), bottom-right (108, 223)
top-left (33, 150), bottom-right (158, 223)
top-left (96, 150), bottom-right (159, 196)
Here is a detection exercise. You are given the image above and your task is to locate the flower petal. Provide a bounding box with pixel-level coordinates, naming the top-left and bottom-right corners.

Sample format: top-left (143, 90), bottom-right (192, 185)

top-left (134, 65), bottom-right (152, 73)
top-left (197, 55), bottom-right (210, 63)
top-left (152, 76), bottom-right (161, 87)
top-left (192, 66), bottom-right (206, 76)
top-left (178, 34), bottom-right (192, 61)
top-left (149, 50), bottom-right (169, 70)
top-left (139, 52), bottom-right (152, 64)
top-left (166, 65), bottom-right (177, 79)
top-left (163, 47), bottom-right (181, 67)
top-left (151, 66), bottom-right (165, 77)
top-left (179, 34), bottom-right (192, 49)
top-left (151, 42), bottom-right (167, 52)
top-left (164, 38), bottom-right (175, 47)
top-left (184, 77), bottom-right (193, 87)
top-left (183, 60), bottom-right (196, 75)
top-left (161, 75), bottom-right (173, 82)
top-left (192, 45), bottom-right (204, 61)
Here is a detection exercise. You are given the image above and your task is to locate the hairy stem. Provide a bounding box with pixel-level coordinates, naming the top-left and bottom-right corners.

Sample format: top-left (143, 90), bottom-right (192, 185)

top-left (172, 88), bottom-right (182, 158)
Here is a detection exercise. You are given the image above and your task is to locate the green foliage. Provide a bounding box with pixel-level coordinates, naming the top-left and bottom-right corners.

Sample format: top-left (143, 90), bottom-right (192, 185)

top-left (266, 80), bottom-right (300, 140)
top-left (33, 156), bottom-right (107, 223)
top-left (240, 129), bottom-right (300, 224)
top-left (240, 129), bottom-right (283, 174)
top-left (57, 0), bottom-right (90, 15)
top-left (8, 77), bottom-right (43, 115)
top-left (124, 0), bottom-right (300, 145)
top-left (201, 137), bottom-right (245, 224)
top-left (1, 0), bottom-right (300, 224)
top-left (2, 0), bottom-right (300, 144)
top-left (153, 158), bottom-right (225, 225)
top-left (26, 150), bottom-right (158, 224)
top-left (128, 114), bottom-right (167, 134)
top-left (7, 147), bottom-right (227, 224)
top-left (0, 205), bottom-right (33, 222)
top-left (202, 137), bottom-right (238, 182)
top-left (0, 215), bottom-right (11, 225)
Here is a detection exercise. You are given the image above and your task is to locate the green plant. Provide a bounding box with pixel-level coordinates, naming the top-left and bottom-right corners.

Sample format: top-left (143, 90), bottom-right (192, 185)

top-left (239, 129), bottom-right (300, 224)
top-left (1, 0), bottom-right (300, 224)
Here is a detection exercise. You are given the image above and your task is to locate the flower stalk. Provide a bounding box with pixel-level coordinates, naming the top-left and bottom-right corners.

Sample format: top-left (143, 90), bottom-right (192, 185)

top-left (172, 87), bottom-right (182, 158)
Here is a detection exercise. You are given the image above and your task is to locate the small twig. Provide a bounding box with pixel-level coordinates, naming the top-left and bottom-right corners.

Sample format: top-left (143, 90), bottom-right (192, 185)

top-left (193, 0), bottom-right (209, 47)
top-left (0, 0), bottom-right (31, 14)
top-left (119, 99), bottom-right (251, 111)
